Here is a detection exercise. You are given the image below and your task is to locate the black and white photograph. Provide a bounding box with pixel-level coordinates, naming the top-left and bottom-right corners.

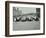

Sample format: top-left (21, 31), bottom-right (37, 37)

top-left (5, 1), bottom-right (45, 37)
top-left (13, 7), bottom-right (40, 31)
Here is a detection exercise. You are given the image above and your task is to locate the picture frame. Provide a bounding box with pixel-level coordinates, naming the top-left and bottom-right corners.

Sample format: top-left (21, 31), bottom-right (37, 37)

top-left (5, 1), bottom-right (45, 37)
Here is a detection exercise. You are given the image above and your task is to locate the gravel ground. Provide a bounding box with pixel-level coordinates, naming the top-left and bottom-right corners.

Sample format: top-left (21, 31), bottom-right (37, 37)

top-left (13, 21), bottom-right (40, 31)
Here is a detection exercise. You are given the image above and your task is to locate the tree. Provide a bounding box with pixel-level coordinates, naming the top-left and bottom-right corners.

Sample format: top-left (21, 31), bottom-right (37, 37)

top-left (36, 8), bottom-right (40, 18)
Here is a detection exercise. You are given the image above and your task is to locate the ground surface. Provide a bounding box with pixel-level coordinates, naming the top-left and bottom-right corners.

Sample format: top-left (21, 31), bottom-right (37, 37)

top-left (13, 21), bottom-right (40, 31)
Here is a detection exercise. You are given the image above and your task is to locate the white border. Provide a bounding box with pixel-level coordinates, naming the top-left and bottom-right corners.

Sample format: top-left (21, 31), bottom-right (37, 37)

top-left (9, 3), bottom-right (43, 35)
